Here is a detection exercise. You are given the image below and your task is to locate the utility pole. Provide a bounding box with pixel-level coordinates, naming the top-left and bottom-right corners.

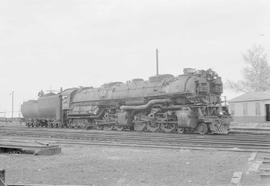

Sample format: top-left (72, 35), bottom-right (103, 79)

top-left (11, 91), bottom-right (14, 119)
top-left (156, 48), bottom-right (159, 76)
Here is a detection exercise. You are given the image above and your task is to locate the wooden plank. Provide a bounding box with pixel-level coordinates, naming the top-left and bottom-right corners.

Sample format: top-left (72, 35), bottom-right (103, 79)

top-left (0, 140), bottom-right (61, 156)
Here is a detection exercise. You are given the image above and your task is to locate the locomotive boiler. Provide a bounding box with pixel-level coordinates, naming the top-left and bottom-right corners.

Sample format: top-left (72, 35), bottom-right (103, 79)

top-left (21, 68), bottom-right (231, 134)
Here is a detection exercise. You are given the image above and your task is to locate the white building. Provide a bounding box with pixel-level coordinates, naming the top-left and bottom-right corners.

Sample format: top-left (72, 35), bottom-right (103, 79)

top-left (229, 91), bottom-right (270, 123)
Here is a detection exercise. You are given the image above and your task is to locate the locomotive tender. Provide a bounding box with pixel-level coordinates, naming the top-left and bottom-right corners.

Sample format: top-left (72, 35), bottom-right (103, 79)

top-left (21, 68), bottom-right (231, 134)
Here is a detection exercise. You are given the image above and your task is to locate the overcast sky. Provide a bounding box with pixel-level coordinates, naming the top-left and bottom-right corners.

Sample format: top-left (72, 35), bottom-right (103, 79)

top-left (0, 0), bottom-right (269, 117)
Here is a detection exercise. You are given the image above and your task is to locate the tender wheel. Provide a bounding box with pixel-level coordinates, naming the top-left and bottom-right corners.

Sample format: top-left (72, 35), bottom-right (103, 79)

top-left (96, 125), bottom-right (104, 130)
top-left (114, 125), bottom-right (124, 131)
top-left (196, 123), bottom-right (208, 135)
top-left (146, 122), bottom-right (160, 132)
top-left (177, 127), bottom-right (185, 134)
top-left (134, 122), bottom-right (146, 132)
top-left (8, 150), bottom-right (21, 154)
top-left (15, 150), bottom-right (22, 154)
top-left (160, 123), bottom-right (176, 133)
top-left (103, 125), bottom-right (113, 131)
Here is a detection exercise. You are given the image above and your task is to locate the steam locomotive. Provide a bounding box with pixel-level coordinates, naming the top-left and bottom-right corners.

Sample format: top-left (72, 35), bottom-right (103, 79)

top-left (21, 68), bottom-right (231, 134)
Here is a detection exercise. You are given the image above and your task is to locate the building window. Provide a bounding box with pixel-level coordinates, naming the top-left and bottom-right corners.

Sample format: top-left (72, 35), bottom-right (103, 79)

top-left (255, 102), bottom-right (260, 116)
top-left (243, 103), bottom-right (248, 116)
top-left (230, 103), bottom-right (235, 115)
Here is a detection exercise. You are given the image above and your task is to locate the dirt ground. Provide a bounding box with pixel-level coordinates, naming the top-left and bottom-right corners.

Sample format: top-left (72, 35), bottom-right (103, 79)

top-left (0, 122), bottom-right (268, 185)
top-left (0, 144), bottom-right (258, 186)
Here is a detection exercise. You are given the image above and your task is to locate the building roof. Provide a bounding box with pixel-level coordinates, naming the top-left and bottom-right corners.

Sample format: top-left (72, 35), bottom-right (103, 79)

top-left (229, 91), bottom-right (270, 103)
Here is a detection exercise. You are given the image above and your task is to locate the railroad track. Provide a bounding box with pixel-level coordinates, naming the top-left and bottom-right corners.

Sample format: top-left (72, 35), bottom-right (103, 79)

top-left (230, 127), bottom-right (270, 135)
top-left (0, 126), bottom-right (270, 152)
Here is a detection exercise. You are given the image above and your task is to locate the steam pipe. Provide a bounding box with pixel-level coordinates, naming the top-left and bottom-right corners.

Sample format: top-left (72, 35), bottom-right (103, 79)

top-left (120, 99), bottom-right (171, 110)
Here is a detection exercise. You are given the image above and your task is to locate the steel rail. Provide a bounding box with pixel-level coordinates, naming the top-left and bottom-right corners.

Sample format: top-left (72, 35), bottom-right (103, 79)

top-left (0, 127), bottom-right (269, 151)
top-left (1, 129), bottom-right (269, 144)
top-left (0, 135), bottom-right (269, 153)
top-left (0, 129), bottom-right (269, 148)
top-left (1, 126), bottom-right (269, 141)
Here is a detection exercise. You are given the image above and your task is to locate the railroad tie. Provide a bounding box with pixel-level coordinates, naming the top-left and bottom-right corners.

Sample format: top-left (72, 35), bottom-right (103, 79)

top-left (262, 159), bottom-right (270, 164)
top-left (259, 155), bottom-right (270, 180)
